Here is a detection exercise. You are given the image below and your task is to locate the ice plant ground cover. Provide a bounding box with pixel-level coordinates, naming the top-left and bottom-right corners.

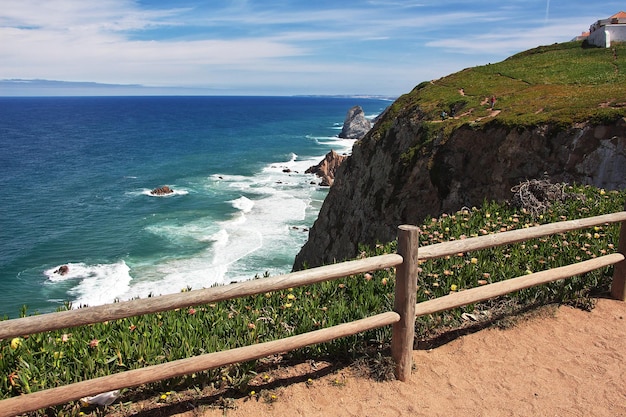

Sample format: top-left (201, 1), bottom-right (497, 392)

top-left (1, 184), bottom-right (624, 416)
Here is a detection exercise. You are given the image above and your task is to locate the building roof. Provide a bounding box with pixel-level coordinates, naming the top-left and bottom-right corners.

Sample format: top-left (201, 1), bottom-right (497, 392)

top-left (610, 11), bottom-right (626, 19)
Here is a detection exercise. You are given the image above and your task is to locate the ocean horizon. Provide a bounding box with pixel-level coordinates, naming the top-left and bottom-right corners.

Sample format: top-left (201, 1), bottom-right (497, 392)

top-left (0, 95), bottom-right (390, 318)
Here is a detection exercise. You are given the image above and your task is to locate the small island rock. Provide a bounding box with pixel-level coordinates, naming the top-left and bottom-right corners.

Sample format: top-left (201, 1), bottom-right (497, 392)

top-left (150, 185), bottom-right (174, 195)
top-left (54, 265), bottom-right (69, 275)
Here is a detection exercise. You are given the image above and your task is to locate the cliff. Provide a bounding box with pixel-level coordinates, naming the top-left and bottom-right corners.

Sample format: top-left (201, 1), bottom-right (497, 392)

top-left (293, 41), bottom-right (626, 270)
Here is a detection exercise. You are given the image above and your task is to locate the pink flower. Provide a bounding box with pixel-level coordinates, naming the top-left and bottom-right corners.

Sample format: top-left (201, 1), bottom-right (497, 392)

top-left (188, 308), bottom-right (196, 315)
top-left (89, 339), bottom-right (99, 348)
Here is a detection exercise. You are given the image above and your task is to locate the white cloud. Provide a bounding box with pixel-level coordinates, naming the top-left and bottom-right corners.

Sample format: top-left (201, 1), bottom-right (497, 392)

top-left (425, 20), bottom-right (592, 55)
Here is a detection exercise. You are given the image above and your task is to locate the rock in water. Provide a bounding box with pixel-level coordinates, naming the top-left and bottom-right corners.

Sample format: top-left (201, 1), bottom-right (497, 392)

top-left (150, 185), bottom-right (174, 195)
top-left (339, 106), bottom-right (371, 139)
top-left (54, 265), bottom-right (69, 275)
top-left (305, 149), bottom-right (347, 186)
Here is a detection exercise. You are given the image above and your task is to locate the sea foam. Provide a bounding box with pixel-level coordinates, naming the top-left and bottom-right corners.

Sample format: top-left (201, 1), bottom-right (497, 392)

top-left (45, 261), bottom-right (132, 307)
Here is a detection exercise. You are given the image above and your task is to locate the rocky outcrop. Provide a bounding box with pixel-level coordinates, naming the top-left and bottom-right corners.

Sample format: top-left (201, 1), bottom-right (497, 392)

top-left (293, 115), bottom-right (626, 270)
top-left (305, 149), bottom-right (347, 186)
top-left (54, 265), bottom-right (69, 275)
top-left (150, 185), bottom-right (174, 195)
top-left (339, 106), bottom-right (372, 139)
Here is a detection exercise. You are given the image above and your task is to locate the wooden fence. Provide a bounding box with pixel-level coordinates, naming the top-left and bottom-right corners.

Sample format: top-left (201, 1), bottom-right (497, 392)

top-left (1, 211), bottom-right (625, 416)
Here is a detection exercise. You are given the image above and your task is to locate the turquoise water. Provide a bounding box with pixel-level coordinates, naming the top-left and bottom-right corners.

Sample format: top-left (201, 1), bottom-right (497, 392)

top-left (0, 96), bottom-right (390, 317)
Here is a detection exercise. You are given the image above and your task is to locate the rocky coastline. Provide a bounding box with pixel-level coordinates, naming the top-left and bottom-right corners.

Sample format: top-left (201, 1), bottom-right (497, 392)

top-left (293, 115), bottom-right (626, 270)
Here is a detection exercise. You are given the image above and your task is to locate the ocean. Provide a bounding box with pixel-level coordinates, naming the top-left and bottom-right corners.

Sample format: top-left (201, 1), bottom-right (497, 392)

top-left (0, 96), bottom-right (390, 318)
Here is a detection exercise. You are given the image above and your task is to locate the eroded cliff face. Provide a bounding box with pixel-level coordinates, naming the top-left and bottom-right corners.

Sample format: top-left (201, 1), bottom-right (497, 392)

top-left (293, 115), bottom-right (626, 270)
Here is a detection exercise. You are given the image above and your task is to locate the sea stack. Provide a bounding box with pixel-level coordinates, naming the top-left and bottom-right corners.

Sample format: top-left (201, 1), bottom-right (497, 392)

top-left (338, 106), bottom-right (372, 139)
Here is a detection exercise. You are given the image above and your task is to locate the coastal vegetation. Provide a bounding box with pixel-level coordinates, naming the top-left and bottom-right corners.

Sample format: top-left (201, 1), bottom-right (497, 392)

top-left (1, 183), bottom-right (624, 415)
top-left (372, 41), bottom-right (626, 143)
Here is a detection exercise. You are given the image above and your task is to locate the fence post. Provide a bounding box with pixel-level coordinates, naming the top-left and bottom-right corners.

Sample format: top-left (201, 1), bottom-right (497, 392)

top-left (391, 225), bottom-right (420, 381)
top-left (611, 206), bottom-right (626, 301)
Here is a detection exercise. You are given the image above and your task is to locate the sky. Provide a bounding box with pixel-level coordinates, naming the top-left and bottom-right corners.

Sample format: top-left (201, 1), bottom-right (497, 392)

top-left (0, 1), bottom-right (624, 96)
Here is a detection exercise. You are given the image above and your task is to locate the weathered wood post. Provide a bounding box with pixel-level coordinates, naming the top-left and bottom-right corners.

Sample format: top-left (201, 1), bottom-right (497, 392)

top-left (611, 205), bottom-right (626, 301)
top-left (391, 225), bottom-right (420, 381)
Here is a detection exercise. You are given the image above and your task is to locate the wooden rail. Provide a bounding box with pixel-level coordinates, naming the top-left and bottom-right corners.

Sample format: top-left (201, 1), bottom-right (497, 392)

top-left (0, 254), bottom-right (403, 340)
top-left (1, 210), bottom-right (625, 417)
top-left (414, 254), bottom-right (624, 317)
top-left (419, 211), bottom-right (626, 260)
top-left (0, 312), bottom-right (400, 417)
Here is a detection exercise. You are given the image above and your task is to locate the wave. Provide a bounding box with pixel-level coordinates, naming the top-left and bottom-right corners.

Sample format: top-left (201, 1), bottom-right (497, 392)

top-left (46, 142), bottom-right (339, 308)
top-left (307, 135), bottom-right (356, 156)
top-left (45, 261), bottom-right (132, 307)
top-left (230, 196), bottom-right (255, 213)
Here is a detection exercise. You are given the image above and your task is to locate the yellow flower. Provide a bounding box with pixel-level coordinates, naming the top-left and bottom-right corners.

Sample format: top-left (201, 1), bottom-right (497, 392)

top-left (10, 338), bottom-right (21, 350)
top-left (284, 303), bottom-right (292, 308)
top-left (600, 189), bottom-right (606, 195)
top-left (287, 293), bottom-right (296, 300)
top-left (450, 284), bottom-right (457, 291)
top-left (249, 390), bottom-right (256, 396)
top-left (470, 257), bottom-right (478, 264)
top-left (381, 278), bottom-right (388, 285)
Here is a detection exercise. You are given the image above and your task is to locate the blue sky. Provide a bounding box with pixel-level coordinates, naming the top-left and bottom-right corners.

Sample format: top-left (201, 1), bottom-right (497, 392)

top-left (1, 1), bottom-right (624, 96)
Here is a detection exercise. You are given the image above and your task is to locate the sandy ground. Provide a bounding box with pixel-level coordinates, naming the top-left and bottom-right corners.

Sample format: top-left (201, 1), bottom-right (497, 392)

top-left (111, 297), bottom-right (626, 417)
top-left (189, 297), bottom-right (626, 417)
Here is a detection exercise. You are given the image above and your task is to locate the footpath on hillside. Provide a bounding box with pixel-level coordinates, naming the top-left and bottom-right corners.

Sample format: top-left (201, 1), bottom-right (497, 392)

top-left (194, 297), bottom-right (626, 417)
top-left (104, 297), bottom-right (626, 417)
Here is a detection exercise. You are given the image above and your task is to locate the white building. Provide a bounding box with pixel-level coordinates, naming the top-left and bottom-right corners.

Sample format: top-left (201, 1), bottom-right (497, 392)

top-left (587, 11), bottom-right (626, 47)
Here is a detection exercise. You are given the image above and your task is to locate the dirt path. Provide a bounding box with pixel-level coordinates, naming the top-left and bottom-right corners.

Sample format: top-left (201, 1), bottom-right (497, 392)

top-left (191, 297), bottom-right (626, 417)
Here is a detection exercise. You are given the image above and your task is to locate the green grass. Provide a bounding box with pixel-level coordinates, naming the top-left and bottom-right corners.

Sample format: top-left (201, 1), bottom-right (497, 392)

top-left (2, 184), bottom-right (624, 416)
top-left (370, 41), bottom-right (626, 143)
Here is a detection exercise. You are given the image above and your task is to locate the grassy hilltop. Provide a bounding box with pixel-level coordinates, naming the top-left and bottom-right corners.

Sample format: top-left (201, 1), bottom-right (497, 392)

top-left (373, 41), bottom-right (626, 140)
